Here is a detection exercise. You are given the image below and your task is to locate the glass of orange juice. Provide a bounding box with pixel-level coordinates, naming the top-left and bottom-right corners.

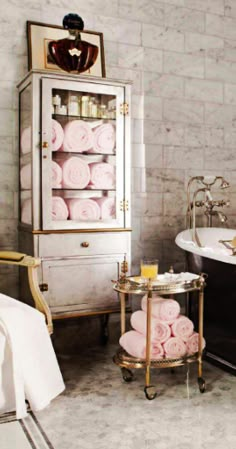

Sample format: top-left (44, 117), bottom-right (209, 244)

top-left (141, 258), bottom-right (158, 280)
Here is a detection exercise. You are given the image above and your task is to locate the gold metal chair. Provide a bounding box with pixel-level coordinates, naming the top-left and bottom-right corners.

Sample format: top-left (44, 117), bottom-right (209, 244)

top-left (0, 251), bottom-right (53, 334)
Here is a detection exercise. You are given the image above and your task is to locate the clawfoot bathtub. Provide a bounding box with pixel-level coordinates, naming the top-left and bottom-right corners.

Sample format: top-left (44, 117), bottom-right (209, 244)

top-left (175, 227), bottom-right (236, 374)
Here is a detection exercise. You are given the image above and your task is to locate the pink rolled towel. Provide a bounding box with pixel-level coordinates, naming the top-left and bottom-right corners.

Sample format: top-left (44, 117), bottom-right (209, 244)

top-left (94, 197), bottom-right (115, 219)
top-left (20, 163), bottom-right (31, 190)
top-left (90, 123), bottom-right (116, 154)
top-left (21, 198), bottom-right (32, 224)
top-left (89, 162), bottom-right (115, 189)
top-left (141, 295), bottom-right (180, 324)
top-left (130, 310), bottom-right (171, 344)
top-left (66, 198), bottom-right (100, 221)
top-left (171, 315), bottom-right (194, 342)
top-left (20, 126), bottom-right (31, 154)
top-left (163, 337), bottom-right (187, 359)
top-left (186, 332), bottom-right (206, 356)
top-left (61, 120), bottom-right (93, 152)
top-left (52, 196), bottom-right (69, 220)
top-left (119, 330), bottom-right (164, 360)
top-left (52, 161), bottom-right (62, 188)
top-left (60, 157), bottom-right (90, 189)
top-left (52, 119), bottom-right (64, 151)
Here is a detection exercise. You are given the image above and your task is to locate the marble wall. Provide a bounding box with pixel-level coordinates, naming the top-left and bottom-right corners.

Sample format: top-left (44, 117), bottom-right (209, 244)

top-left (1, 0), bottom-right (236, 293)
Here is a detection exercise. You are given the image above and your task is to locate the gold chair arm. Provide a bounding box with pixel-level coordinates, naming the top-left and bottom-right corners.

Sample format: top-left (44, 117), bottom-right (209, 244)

top-left (0, 251), bottom-right (53, 334)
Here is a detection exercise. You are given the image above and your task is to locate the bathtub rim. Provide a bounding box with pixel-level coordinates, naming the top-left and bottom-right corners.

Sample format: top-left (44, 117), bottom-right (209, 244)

top-left (175, 227), bottom-right (236, 265)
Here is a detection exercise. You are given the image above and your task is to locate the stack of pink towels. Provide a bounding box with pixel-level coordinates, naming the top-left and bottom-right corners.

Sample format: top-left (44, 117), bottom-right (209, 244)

top-left (54, 119), bottom-right (116, 154)
top-left (52, 157), bottom-right (115, 191)
top-left (51, 195), bottom-right (115, 221)
top-left (119, 295), bottom-right (205, 360)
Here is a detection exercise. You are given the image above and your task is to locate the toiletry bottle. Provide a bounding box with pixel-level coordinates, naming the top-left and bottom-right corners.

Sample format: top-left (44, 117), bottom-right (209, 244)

top-left (68, 95), bottom-right (79, 116)
top-left (52, 94), bottom-right (61, 114)
top-left (100, 104), bottom-right (107, 119)
top-left (81, 96), bottom-right (89, 117)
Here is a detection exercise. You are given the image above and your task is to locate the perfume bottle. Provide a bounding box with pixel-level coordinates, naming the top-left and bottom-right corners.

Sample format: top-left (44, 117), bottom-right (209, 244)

top-left (48, 13), bottom-right (99, 74)
top-left (68, 95), bottom-right (80, 116)
top-left (81, 96), bottom-right (89, 116)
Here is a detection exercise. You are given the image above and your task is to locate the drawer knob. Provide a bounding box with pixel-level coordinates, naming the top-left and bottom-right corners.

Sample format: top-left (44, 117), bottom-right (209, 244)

top-left (81, 242), bottom-right (89, 248)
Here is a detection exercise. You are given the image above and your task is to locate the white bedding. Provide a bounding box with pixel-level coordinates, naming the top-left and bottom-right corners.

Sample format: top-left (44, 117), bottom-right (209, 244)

top-left (0, 293), bottom-right (65, 419)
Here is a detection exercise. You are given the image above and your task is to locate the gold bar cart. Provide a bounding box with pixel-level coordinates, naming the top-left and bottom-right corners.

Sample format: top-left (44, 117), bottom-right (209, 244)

top-left (113, 272), bottom-right (206, 400)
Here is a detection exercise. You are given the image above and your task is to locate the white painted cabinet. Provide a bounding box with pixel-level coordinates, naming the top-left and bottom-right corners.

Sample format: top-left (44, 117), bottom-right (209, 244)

top-left (18, 70), bottom-right (131, 323)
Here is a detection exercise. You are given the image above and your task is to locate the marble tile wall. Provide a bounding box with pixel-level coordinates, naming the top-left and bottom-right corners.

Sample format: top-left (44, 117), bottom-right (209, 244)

top-left (0, 0), bottom-right (236, 294)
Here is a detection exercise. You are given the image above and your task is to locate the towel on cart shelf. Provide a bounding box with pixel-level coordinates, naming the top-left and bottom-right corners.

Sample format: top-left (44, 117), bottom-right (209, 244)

top-left (163, 336), bottom-right (187, 359)
top-left (119, 330), bottom-right (164, 360)
top-left (66, 198), bottom-right (100, 221)
top-left (94, 197), bottom-right (115, 219)
top-left (0, 293), bottom-right (65, 419)
top-left (90, 123), bottom-right (116, 154)
top-left (141, 295), bottom-right (180, 324)
top-left (171, 315), bottom-right (194, 342)
top-left (51, 160), bottom-right (63, 188)
top-left (186, 332), bottom-right (206, 356)
top-left (89, 162), bottom-right (115, 189)
top-left (60, 156), bottom-right (90, 189)
top-left (130, 310), bottom-right (171, 344)
top-left (61, 120), bottom-right (93, 152)
top-left (52, 196), bottom-right (69, 220)
top-left (52, 119), bottom-right (64, 151)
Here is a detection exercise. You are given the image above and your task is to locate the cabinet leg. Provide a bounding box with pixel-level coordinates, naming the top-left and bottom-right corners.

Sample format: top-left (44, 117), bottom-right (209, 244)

top-left (100, 313), bottom-right (109, 345)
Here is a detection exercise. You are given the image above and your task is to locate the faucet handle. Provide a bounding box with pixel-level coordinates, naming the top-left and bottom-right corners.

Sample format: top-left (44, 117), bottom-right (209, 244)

top-left (213, 199), bottom-right (230, 207)
top-left (195, 200), bottom-right (205, 207)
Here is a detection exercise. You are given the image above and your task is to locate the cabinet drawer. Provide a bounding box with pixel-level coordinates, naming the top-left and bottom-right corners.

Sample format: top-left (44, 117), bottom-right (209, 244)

top-left (41, 256), bottom-right (121, 314)
top-left (38, 232), bottom-right (130, 257)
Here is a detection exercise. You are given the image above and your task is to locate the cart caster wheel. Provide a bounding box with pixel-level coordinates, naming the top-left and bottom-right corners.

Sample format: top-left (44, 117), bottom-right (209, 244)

top-left (198, 377), bottom-right (206, 393)
top-left (144, 386), bottom-right (157, 400)
top-left (121, 368), bottom-right (134, 382)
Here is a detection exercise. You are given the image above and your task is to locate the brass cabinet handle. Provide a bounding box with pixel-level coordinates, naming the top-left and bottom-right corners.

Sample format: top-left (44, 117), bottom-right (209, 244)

top-left (42, 141), bottom-right (49, 148)
top-left (81, 242), bottom-right (89, 248)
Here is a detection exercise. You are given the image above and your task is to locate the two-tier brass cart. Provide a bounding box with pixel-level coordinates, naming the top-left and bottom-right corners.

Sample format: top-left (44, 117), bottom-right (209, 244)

top-left (113, 273), bottom-right (206, 400)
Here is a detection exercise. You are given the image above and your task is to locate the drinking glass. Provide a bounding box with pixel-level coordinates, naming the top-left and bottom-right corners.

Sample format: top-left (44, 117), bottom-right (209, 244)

top-left (140, 258), bottom-right (158, 280)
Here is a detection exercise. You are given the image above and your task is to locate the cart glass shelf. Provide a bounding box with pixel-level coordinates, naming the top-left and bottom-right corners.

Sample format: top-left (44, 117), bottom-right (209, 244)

top-left (113, 272), bottom-right (204, 295)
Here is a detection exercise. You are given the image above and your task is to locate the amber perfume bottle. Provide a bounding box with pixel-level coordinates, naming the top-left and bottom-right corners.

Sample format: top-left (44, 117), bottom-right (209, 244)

top-left (48, 14), bottom-right (99, 74)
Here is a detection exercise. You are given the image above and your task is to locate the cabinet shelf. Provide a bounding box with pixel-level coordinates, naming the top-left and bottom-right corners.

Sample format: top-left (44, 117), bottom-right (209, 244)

top-left (52, 152), bottom-right (116, 157)
top-left (52, 114), bottom-right (116, 121)
top-left (52, 188), bottom-right (116, 191)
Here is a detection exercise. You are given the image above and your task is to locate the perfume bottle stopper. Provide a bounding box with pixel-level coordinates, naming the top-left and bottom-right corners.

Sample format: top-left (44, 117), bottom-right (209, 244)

top-left (48, 13), bottom-right (99, 74)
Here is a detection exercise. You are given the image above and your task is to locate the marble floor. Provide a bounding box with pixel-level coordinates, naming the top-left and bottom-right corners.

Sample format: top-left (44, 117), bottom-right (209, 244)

top-left (32, 314), bottom-right (236, 449)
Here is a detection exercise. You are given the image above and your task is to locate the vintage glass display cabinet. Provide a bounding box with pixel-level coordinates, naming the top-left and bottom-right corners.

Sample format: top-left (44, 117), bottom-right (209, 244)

top-left (18, 70), bottom-right (131, 330)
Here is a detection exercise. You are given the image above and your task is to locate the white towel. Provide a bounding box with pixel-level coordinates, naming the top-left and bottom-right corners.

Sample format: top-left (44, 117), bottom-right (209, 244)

top-left (0, 293), bottom-right (65, 419)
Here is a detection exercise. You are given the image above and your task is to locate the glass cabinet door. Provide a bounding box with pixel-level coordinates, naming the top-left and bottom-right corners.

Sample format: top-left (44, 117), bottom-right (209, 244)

top-left (41, 78), bottom-right (126, 230)
top-left (19, 82), bottom-right (32, 226)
